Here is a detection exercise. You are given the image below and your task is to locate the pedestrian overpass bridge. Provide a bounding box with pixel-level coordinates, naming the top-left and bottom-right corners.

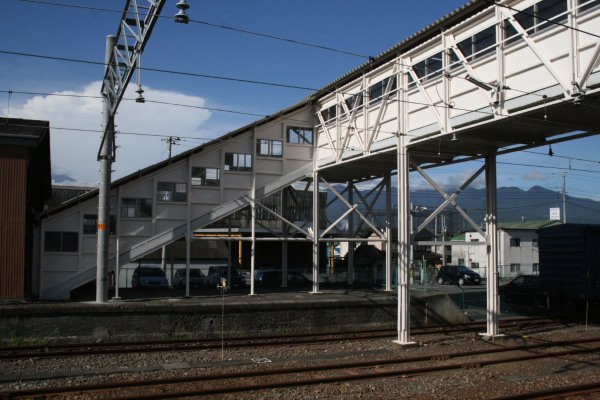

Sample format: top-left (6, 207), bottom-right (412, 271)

top-left (40, 0), bottom-right (600, 344)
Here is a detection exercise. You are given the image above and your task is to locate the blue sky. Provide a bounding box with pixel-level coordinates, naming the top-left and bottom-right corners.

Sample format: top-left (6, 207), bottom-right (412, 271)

top-left (1, 0), bottom-right (600, 206)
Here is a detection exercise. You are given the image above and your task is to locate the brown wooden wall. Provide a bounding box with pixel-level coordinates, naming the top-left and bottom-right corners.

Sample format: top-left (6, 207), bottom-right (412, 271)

top-left (0, 146), bottom-right (27, 299)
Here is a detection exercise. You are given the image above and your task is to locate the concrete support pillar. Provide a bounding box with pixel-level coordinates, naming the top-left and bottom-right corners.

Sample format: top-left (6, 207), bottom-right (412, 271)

top-left (96, 35), bottom-right (116, 304)
top-left (385, 173), bottom-right (392, 291)
top-left (484, 153), bottom-right (501, 337)
top-left (395, 133), bottom-right (415, 346)
top-left (312, 170), bottom-right (320, 293)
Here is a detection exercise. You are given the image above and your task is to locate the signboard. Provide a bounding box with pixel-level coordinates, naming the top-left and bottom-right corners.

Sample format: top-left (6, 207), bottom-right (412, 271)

top-left (549, 207), bottom-right (561, 221)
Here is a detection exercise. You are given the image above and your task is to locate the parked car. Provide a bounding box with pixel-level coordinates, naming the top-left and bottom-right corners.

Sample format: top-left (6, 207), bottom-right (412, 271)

top-left (500, 275), bottom-right (542, 307)
top-left (131, 266), bottom-right (169, 288)
top-left (206, 266), bottom-right (245, 287)
top-left (255, 269), bottom-right (312, 288)
top-left (436, 265), bottom-right (481, 286)
top-left (172, 268), bottom-right (205, 288)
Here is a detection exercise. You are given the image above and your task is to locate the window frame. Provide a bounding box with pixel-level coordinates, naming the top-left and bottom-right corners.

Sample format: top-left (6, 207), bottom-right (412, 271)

top-left (286, 127), bottom-right (313, 145)
top-left (44, 231), bottom-right (79, 252)
top-left (156, 181), bottom-right (188, 203)
top-left (256, 139), bottom-right (283, 158)
top-left (510, 263), bottom-right (522, 273)
top-left (224, 152), bottom-right (253, 172)
top-left (191, 167), bottom-right (221, 187)
top-left (413, 53), bottom-right (444, 82)
top-left (121, 198), bottom-right (153, 219)
top-left (368, 75), bottom-right (397, 104)
top-left (510, 238), bottom-right (521, 247)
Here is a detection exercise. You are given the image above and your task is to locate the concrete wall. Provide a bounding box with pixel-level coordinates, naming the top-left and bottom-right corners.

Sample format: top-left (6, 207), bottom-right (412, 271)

top-left (0, 293), bottom-right (467, 344)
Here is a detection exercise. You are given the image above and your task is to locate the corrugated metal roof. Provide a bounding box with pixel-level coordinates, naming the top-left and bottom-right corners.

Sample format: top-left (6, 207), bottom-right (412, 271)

top-left (498, 220), bottom-right (562, 230)
top-left (0, 118), bottom-right (49, 144)
top-left (303, 0), bottom-right (485, 102)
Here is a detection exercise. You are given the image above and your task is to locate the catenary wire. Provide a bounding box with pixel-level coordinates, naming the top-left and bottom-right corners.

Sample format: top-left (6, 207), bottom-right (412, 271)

top-left (17, 0), bottom-right (372, 60)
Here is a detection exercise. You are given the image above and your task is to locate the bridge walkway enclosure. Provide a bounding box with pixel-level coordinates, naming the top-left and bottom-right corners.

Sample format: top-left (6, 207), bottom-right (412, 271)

top-left (39, 0), bottom-right (599, 340)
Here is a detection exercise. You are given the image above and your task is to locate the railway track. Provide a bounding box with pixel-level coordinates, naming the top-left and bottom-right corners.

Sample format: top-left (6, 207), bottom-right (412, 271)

top-left (1, 336), bottom-right (598, 399)
top-left (0, 317), bottom-right (563, 361)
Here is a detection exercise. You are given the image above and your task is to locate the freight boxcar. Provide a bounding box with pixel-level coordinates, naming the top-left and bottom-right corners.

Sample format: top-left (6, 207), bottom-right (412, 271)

top-left (538, 224), bottom-right (600, 305)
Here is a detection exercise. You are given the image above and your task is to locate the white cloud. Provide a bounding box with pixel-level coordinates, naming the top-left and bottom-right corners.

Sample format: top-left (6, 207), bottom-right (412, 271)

top-left (522, 171), bottom-right (549, 181)
top-left (11, 82), bottom-right (211, 184)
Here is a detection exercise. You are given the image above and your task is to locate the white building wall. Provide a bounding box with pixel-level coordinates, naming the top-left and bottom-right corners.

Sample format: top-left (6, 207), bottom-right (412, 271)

top-left (452, 228), bottom-right (541, 282)
top-left (39, 105), bottom-right (314, 298)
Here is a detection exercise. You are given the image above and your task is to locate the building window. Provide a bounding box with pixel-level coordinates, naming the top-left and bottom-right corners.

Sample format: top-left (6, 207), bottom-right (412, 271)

top-left (471, 262), bottom-right (480, 268)
top-left (121, 198), bottom-right (152, 218)
top-left (256, 139), bottom-right (283, 157)
top-left (510, 263), bottom-right (521, 273)
top-left (510, 238), bottom-right (521, 247)
top-left (369, 76), bottom-right (397, 104)
top-left (320, 104), bottom-right (337, 122)
top-left (579, 0), bottom-right (599, 13)
top-left (287, 127), bottom-right (313, 144)
top-left (458, 258), bottom-right (465, 266)
top-left (224, 152), bottom-right (252, 172)
top-left (192, 167), bottom-right (220, 187)
top-left (513, 0), bottom-right (568, 33)
top-left (342, 92), bottom-right (363, 114)
top-left (44, 231), bottom-right (78, 252)
top-left (533, 263), bottom-right (539, 273)
top-left (457, 25), bottom-right (496, 60)
top-left (83, 215), bottom-right (116, 235)
top-left (413, 53), bottom-right (443, 81)
top-left (157, 182), bottom-right (187, 202)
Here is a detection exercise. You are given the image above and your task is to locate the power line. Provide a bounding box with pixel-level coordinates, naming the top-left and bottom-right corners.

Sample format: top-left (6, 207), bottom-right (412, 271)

top-left (0, 49), bottom-right (318, 91)
top-left (18, 0), bottom-right (371, 59)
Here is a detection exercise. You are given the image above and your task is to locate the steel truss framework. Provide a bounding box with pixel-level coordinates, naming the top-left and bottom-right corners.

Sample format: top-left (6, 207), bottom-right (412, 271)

top-left (193, 173), bottom-right (396, 296)
top-left (312, 1), bottom-right (600, 344)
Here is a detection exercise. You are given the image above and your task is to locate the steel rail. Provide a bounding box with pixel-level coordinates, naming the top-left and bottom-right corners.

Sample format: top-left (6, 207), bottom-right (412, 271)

top-left (2, 336), bottom-right (598, 400)
top-left (0, 318), bottom-right (561, 360)
top-left (490, 381), bottom-right (600, 400)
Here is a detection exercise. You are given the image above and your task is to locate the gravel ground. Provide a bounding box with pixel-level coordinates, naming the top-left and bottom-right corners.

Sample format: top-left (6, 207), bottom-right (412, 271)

top-left (1, 324), bottom-right (599, 399)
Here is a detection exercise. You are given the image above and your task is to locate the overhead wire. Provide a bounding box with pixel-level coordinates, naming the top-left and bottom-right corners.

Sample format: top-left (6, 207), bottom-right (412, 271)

top-left (3, 87), bottom-right (600, 173)
top-left (17, 0), bottom-right (372, 60)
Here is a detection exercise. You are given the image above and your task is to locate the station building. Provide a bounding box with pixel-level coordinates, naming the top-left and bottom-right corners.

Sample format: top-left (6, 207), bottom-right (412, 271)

top-left (33, 0), bottom-right (600, 342)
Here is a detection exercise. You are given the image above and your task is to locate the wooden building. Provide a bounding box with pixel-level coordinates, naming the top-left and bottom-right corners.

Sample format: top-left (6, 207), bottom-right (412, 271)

top-left (0, 118), bottom-right (51, 299)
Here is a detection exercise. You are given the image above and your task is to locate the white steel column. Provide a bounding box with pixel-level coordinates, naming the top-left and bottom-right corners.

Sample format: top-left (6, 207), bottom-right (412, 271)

top-left (395, 133), bottom-right (415, 346)
top-left (385, 173), bottom-right (392, 291)
top-left (281, 190), bottom-right (288, 288)
top-left (484, 153), bottom-right (501, 337)
top-left (250, 175), bottom-right (256, 295)
top-left (185, 159), bottom-right (191, 298)
top-left (312, 170), bottom-right (320, 293)
top-left (347, 182), bottom-right (355, 285)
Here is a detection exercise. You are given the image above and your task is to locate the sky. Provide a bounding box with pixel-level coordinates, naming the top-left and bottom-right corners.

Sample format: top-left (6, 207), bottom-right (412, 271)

top-left (1, 0), bottom-right (600, 210)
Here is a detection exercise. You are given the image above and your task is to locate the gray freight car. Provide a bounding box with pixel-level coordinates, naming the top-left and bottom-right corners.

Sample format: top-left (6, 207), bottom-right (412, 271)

top-left (538, 224), bottom-right (600, 305)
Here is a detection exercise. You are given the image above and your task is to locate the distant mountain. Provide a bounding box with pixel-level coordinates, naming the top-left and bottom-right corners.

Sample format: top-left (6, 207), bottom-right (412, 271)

top-left (51, 173), bottom-right (77, 185)
top-left (327, 185), bottom-right (600, 234)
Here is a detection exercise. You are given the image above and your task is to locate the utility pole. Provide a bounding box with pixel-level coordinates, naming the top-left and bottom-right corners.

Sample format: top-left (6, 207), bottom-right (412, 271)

top-left (96, 0), bottom-right (175, 303)
top-left (162, 136), bottom-right (181, 159)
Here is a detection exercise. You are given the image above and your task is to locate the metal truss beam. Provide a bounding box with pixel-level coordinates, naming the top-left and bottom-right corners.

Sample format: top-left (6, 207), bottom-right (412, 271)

top-left (411, 162), bottom-right (486, 239)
